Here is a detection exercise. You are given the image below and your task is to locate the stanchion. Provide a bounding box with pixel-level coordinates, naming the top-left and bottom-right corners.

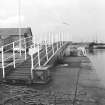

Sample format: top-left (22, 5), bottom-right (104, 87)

top-left (52, 34), bottom-right (54, 54)
top-left (45, 40), bottom-right (48, 61)
top-left (38, 44), bottom-right (41, 67)
top-left (1, 46), bottom-right (5, 78)
top-left (13, 42), bottom-right (16, 68)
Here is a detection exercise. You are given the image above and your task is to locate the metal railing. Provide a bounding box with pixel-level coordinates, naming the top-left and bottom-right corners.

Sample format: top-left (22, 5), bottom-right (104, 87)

top-left (30, 32), bottom-right (65, 79)
top-left (1, 36), bottom-right (33, 78)
top-left (1, 32), bottom-right (66, 79)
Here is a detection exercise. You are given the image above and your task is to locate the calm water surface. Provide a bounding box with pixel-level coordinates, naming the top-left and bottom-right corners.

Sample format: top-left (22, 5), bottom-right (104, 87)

top-left (88, 49), bottom-right (105, 87)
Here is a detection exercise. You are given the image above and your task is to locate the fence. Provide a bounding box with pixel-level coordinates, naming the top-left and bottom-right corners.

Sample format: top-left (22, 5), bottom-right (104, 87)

top-left (0, 32), bottom-right (65, 79)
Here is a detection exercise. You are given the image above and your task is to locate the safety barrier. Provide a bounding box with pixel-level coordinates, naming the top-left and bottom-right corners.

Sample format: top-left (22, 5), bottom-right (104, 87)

top-left (30, 41), bottom-right (65, 79)
top-left (1, 32), bottom-right (65, 79)
top-left (1, 36), bottom-right (32, 78)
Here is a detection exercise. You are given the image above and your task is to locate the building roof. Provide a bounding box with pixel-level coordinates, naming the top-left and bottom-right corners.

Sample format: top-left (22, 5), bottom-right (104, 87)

top-left (0, 27), bottom-right (32, 39)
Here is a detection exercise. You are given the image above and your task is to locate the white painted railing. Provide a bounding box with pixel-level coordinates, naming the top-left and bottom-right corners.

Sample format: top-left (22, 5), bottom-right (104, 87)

top-left (30, 32), bottom-right (65, 79)
top-left (1, 32), bottom-right (65, 79)
top-left (1, 36), bottom-right (33, 78)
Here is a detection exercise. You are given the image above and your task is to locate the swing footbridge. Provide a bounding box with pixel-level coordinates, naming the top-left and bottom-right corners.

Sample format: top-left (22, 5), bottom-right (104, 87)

top-left (0, 32), bottom-right (69, 84)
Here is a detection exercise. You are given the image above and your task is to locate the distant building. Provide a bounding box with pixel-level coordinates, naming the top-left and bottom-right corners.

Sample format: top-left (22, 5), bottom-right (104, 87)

top-left (0, 27), bottom-right (33, 51)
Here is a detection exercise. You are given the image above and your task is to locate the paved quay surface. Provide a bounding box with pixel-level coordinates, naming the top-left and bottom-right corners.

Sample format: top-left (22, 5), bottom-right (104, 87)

top-left (63, 56), bottom-right (105, 105)
top-left (0, 56), bottom-right (105, 105)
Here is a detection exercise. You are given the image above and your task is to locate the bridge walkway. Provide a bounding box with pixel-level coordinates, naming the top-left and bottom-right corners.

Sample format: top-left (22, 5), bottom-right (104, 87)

top-left (0, 34), bottom-right (69, 83)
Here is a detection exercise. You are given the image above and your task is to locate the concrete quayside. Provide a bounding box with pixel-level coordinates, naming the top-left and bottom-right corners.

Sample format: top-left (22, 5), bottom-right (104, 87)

top-left (0, 44), bottom-right (105, 105)
top-left (0, 35), bottom-right (69, 84)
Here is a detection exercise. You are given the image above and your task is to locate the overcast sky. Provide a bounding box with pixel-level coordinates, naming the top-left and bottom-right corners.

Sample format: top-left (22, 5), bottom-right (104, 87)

top-left (0, 0), bottom-right (105, 42)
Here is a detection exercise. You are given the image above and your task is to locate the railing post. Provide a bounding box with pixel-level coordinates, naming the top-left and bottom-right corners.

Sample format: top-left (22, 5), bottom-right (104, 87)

top-left (59, 32), bottom-right (62, 47)
top-left (51, 32), bottom-right (54, 54)
top-left (53, 33), bottom-right (55, 52)
top-left (30, 43), bottom-right (34, 79)
top-left (13, 42), bottom-right (15, 68)
top-left (24, 38), bottom-right (27, 60)
top-left (57, 33), bottom-right (59, 50)
top-left (1, 46), bottom-right (5, 78)
top-left (62, 32), bottom-right (63, 46)
top-left (37, 44), bottom-right (41, 67)
top-left (48, 32), bottom-right (50, 46)
top-left (61, 32), bottom-right (63, 45)
top-left (45, 41), bottom-right (48, 61)
top-left (31, 52), bottom-right (34, 79)
top-left (33, 40), bottom-right (36, 50)
top-left (19, 39), bottom-right (22, 56)
top-left (59, 32), bottom-right (60, 48)
top-left (58, 32), bottom-right (60, 48)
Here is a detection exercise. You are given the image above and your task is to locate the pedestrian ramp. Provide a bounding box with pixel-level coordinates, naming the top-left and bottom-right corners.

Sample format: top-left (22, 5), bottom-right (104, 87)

top-left (0, 35), bottom-right (69, 84)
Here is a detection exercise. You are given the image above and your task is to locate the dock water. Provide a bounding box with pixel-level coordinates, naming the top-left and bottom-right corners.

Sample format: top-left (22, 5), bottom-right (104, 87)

top-left (0, 55), bottom-right (105, 104)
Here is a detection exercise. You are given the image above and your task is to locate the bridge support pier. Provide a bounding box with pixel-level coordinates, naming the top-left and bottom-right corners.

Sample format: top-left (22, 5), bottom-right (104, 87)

top-left (32, 66), bottom-right (51, 84)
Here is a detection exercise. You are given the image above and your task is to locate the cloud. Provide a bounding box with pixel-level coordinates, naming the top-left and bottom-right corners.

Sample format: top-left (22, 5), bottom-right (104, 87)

top-left (0, 15), bottom-right (24, 27)
top-left (22, 0), bottom-right (33, 6)
top-left (0, 9), bottom-right (7, 18)
top-left (0, 0), bottom-right (105, 41)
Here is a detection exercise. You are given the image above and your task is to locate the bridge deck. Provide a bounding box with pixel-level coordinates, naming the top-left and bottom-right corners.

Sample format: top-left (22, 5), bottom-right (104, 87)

top-left (0, 53), bottom-right (26, 68)
top-left (1, 42), bottom-right (67, 83)
top-left (1, 54), bottom-right (102, 105)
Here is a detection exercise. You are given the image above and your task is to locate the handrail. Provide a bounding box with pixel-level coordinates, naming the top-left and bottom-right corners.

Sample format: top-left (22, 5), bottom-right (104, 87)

top-left (5, 62), bottom-right (14, 68)
top-left (1, 32), bottom-right (65, 79)
top-left (4, 54), bottom-right (13, 61)
top-left (2, 35), bottom-right (33, 48)
top-left (3, 48), bottom-right (14, 53)
top-left (33, 54), bottom-right (38, 61)
top-left (31, 41), bottom-right (64, 70)
top-left (40, 53), bottom-right (48, 62)
top-left (2, 42), bottom-right (13, 48)
top-left (1, 35), bottom-right (33, 78)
